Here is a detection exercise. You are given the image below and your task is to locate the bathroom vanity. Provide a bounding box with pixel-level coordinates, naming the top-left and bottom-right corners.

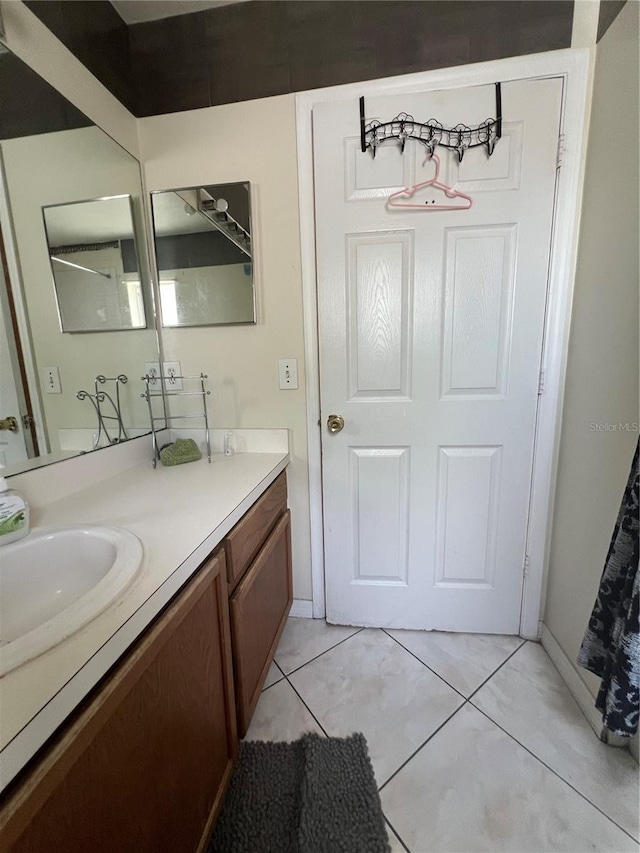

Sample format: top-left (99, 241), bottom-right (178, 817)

top-left (0, 438), bottom-right (292, 852)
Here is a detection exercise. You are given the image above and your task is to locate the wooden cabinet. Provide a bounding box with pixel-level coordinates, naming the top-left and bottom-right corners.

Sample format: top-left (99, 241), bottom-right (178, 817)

top-left (222, 471), bottom-right (292, 736)
top-left (230, 510), bottom-right (293, 735)
top-left (224, 471), bottom-right (288, 590)
top-left (0, 551), bottom-right (236, 853)
top-left (0, 468), bottom-right (292, 850)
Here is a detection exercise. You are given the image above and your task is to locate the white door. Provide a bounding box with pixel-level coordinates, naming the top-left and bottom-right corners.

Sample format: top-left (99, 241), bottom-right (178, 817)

top-left (315, 79), bottom-right (562, 633)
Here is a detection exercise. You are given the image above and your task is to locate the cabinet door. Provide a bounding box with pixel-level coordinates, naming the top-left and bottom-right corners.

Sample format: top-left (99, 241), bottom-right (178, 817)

top-left (230, 510), bottom-right (293, 736)
top-left (1, 553), bottom-right (237, 853)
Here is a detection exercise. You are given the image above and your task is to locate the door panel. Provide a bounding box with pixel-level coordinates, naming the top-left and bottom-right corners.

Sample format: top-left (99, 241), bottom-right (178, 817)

top-left (435, 445), bottom-right (502, 587)
top-left (442, 225), bottom-right (516, 398)
top-left (315, 79), bottom-right (562, 632)
top-left (347, 231), bottom-right (413, 400)
top-left (350, 446), bottom-right (411, 585)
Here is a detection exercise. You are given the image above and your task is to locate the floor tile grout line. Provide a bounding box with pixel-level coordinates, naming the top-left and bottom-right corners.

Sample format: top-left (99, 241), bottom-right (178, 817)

top-left (469, 702), bottom-right (639, 844)
top-left (465, 637), bottom-right (528, 702)
top-left (261, 659), bottom-right (287, 693)
top-left (382, 629), bottom-right (527, 702)
top-left (384, 815), bottom-right (411, 853)
top-left (277, 627), bottom-right (365, 678)
top-left (381, 629), bottom-right (468, 699)
top-left (470, 640), bottom-right (639, 842)
top-left (275, 628), bottom-right (524, 700)
top-left (268, 626), bottom-right (637, 846)
top-left (377, 700), bottom-right (468, 794)
top-left (285, 676), bottom-right (330, 739)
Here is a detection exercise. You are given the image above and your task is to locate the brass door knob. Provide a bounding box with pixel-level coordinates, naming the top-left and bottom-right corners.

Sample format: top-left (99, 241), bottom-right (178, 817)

top-left (0, 416), bottom-right (18, 432)
top-left (327, 414), bottom-right (345, 434)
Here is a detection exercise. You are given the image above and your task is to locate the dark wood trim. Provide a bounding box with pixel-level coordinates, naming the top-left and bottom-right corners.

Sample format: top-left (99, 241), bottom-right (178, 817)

top-left (0, 225), bottom-right (39, 456)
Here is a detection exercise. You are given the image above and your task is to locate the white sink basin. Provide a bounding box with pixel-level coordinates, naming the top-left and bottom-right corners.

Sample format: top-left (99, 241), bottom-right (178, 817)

top-left (0, 527), bottom-right (143, 675)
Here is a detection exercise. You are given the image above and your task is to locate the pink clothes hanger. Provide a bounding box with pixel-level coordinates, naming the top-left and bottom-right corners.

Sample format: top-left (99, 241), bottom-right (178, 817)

top-left (387, 153), bottom-right (473, 211)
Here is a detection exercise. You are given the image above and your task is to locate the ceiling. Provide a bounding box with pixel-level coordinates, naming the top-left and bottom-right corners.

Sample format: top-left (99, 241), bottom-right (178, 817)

top-left (110, 0), bottom-right (246, 25)
top-left (44, 197), bottom-right (137, 246)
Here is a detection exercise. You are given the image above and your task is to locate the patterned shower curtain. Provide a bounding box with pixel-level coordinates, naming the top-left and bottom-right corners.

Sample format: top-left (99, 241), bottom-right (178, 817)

top-left (577, 440), bottom-right (639, 737)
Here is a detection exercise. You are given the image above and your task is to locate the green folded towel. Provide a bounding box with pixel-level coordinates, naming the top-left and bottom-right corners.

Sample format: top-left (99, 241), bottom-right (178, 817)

top-left (159, 438), bottom-right (202, 466)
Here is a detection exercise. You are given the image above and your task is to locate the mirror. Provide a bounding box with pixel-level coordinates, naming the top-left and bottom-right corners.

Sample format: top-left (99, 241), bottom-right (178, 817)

top-left (0, 44), bottom-right (159, 473)
top-left (43, 195), bottom-right (146, 333)
top-left (151, 183), bottom-right (256, 327)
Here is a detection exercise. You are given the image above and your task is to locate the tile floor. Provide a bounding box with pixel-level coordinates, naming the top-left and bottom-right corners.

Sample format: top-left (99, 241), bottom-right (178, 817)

top-left (246, 618), bottom-right (640, 853)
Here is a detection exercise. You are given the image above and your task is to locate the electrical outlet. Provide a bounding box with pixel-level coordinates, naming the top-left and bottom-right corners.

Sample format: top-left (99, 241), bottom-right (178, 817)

top-left (143, 362), bottom-right (183, 392)
top-left (163, 361), bottom-right (183, 391)
top-left (144, 363), bottom-right (161, 394)
top-left (278, 358), bottom-right (298, 390)
top-left (41, 366), bottom-right (62, 394)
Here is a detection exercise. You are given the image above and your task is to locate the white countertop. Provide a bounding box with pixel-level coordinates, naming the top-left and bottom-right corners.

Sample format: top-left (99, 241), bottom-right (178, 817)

top-left (0, 447), bottom-right (289, 792)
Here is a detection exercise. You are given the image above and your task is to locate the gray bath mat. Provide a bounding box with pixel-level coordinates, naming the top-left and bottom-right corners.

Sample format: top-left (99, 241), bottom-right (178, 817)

top-left (208, 732), bottom-right (391, 853)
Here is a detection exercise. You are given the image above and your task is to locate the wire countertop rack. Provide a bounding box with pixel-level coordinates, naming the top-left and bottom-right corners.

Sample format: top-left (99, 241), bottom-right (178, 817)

top-left (76, 374), bottom-right (129, 449)
top-left (141, 372), bottom-right (211, 467)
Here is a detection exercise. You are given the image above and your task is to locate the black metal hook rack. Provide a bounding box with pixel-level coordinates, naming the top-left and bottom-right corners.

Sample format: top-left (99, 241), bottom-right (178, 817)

top-left (360, 82), bottom-right (502, 162)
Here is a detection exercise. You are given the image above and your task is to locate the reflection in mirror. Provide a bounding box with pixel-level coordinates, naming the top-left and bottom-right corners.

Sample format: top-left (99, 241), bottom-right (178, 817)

top-left (151, 183), bottom-right (256, 327)
top-left (43, 195), bottom-right (146, 333)
top-left (0, 45), bottom-right (159, 474)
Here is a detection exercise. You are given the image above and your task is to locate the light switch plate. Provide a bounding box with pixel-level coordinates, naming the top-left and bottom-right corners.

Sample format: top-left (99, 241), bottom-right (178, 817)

top-left (278, 358), bottom-right (298, 390)
top-left (42, 366), bottom-right (62, 394)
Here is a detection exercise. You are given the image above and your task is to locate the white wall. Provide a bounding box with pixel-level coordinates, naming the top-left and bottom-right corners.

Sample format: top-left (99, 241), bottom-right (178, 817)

top-left (139, 96), bottom-right (313, 600)
top-left (543, 1), bottom-right (639, 697)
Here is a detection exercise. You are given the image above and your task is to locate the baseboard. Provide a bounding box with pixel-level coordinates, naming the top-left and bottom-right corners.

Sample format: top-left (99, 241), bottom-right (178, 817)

top-left (540, 624), bottom-right (603, 736)
top-left (289, 599), bottom-right (314, 618)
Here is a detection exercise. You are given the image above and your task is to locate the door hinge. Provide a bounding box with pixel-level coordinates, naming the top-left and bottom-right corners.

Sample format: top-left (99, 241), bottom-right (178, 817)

top-left (523, 555), bottom-right (531, 578)
top-left (556, 133), bottom-right (566, 170)
top-left (538, 368), bottom-right (545, 395)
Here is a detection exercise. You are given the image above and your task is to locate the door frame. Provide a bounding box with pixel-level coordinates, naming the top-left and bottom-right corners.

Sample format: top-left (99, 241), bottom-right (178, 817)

top-left (296, 48), bottom-right (591, 637)
top-left (0, 227), bottom-right (39, 459)
top-left (0, 152), bottom-right (48, 458)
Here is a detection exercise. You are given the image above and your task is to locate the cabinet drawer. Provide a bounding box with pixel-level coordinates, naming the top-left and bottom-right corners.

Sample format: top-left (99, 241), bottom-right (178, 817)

top-left (230, 510), bottom-right (292, 736)
top-left (224, 471), bottom-right (287, 589)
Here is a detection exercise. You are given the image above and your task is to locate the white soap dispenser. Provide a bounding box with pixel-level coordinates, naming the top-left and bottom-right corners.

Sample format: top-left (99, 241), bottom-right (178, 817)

top-left (0, 466), bottom-right (30, 545)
